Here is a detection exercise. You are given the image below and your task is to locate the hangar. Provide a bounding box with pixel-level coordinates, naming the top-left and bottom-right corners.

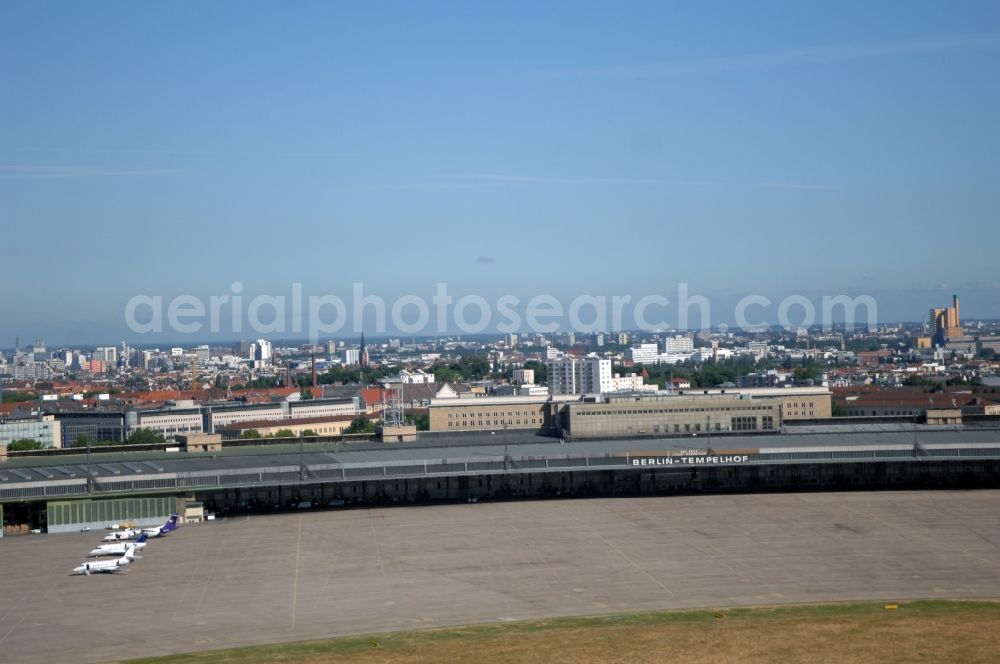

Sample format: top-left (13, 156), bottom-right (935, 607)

top-left (2, 425), bottom-right (1000, 533)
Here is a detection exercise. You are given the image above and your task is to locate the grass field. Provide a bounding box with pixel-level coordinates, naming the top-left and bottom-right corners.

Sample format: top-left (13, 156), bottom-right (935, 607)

top-left (123, 600), bottom-right (1000, 664)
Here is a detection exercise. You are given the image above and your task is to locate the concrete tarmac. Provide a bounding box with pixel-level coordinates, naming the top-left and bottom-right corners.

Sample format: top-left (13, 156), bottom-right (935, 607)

top-left (2, 490), bottom-right (1000, 663)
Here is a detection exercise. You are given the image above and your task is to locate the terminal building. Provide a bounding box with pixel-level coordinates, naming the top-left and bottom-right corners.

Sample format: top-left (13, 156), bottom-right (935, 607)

top-left (427, 387), bottom-right (832, 437)
top-left (559, 393), bottom-right (779, 439)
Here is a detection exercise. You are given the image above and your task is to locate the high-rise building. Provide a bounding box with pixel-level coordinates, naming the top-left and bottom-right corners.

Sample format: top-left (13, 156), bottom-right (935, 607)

top-left (195, 344), bottom-right (211, 365)
top-left (251, 339), bottom-right (272, 362)
top-left (547, 356), bottom-right (613, 395)
top-left (930, 295), bottom-right (963, 345)
top-left (663, 334), bottom-right (694, 353)
top-left (93, 346), bottom-right (118, 364)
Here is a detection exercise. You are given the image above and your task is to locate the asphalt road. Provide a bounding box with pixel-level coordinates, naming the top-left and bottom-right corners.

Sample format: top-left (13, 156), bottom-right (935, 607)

top-left (2, 490), bottom-right (1000, 663)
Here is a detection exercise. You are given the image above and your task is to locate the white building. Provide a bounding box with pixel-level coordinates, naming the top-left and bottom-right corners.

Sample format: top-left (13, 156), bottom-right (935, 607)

top-left (400, 369), bottom-right (435, 384)
top-left (252, 339), bottom-right (273, 362)
top-left (626, 343), bottom-right (659, 365)
top-left (663, 334), bottom-right (694, 353)
top-left (194, 344), bottom-right (210, 365)
top-left (341, 348), bottom-right (360, 365)
top-left (547, 356), bottom-right (613, 395)
top-left (609, 373), bottom-right (657, 392)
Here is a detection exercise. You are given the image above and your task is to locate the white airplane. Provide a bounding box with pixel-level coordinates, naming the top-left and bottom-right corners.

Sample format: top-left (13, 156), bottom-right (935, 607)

top-left (142, 514), bottom-right (179, 538)
top-left (102, 529), bottom-right (138, 542)
top-left (72, 546), bottom-right (139, 576)
top-left (88, 533), bottom-right (147, 557)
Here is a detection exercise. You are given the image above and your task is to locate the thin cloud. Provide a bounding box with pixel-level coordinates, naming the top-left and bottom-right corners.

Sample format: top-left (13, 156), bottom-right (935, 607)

top-left (556, 32), bottom-right (1000, 80)
top-left (445, 173), bottom-right (832, 191)
top-left (757, 181), bottom-right (835, 191)
top-left (475, 255), bottom-right (496, 264)
top-left (445, 173), bottom-right (717, 187)
top-left (0, 165), bottom-right (172, 178)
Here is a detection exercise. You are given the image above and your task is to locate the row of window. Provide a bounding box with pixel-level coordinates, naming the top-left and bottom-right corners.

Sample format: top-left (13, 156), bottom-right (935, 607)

top-left (577, 406), bottom-right (773, 416)
top-left (447, 410), bottom-right (540, 419)
top-left (448, 419), bottom-right (538, 427)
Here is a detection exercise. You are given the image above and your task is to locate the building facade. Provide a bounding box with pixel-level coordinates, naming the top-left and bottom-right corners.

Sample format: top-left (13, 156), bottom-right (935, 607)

top-left (547, 357), bottom-right (613, 395)
top-left (559, 393), bottom-right (780, 439)
top-left (0, 415), bottom-right (63, 448)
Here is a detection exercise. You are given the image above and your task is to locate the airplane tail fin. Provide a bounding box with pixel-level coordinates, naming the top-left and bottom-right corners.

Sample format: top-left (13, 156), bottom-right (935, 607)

top-left (162, 514), bottom-right (179, 533)
top-left (136, 533), bottom-right (148, 544)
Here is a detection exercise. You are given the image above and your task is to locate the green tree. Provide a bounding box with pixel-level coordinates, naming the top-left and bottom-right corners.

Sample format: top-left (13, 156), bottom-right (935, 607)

top-left (7, 438), bottom-right (44, 451)
top-left (301, 429), bottom-right (318, 437)
top-left (1, 390), bottom-right (36, 404)
top-left (405, 413), bottom-right (430, 431)
top-left (272, 428), bottom-right (295, 438)
top-left (126, 428), bottom-right (168, 445)
top-left (300, 387), bottom-right (313, 400)
top-left (241, 429), bottom-right (262, 439)
top-left (243, 376), bottom-right (280, 389)
top-left (431, 363), bottom-right (462, 384)
top-left (346, 416), bottom-right (376, 434)
top-left (522, 360), bottom-right (548, 384)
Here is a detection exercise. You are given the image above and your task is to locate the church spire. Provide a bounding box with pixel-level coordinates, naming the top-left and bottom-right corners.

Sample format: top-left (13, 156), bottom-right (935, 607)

top-left (359, 331), bottom-right (370, 368)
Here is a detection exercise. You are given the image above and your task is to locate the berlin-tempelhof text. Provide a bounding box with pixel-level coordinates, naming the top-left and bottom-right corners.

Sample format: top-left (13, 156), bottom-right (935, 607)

top-left (124, 282), bottom-right (878, 340)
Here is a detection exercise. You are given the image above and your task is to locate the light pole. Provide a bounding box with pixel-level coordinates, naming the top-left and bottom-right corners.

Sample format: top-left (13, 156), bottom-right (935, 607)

top-left (299, 431), bottom-right (305, 483)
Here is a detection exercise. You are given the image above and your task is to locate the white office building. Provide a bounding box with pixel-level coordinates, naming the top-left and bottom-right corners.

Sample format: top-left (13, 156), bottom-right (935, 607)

top-left (547, 356), bottom-right (613, 395)
top-left (252, 339), bottom-right (273, 362)
top-left (663, 334), bottom-right (694, 353)
top-left (626, 343), bottom-right (659, 365)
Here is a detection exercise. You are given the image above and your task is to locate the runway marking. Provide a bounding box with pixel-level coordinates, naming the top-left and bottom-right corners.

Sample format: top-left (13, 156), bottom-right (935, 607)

top-left (367, 509), bottom-right (391, 603)
top-left (0, 576), bottom-right (60, 646)
top-left (291, 514), bottom-right (304, 631)
top-left (574, 515), bottom-right (674, 600)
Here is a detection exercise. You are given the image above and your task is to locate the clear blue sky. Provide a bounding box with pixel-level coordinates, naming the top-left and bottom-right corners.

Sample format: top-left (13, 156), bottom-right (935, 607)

top-left (2, 2), bottom-right (999, 343)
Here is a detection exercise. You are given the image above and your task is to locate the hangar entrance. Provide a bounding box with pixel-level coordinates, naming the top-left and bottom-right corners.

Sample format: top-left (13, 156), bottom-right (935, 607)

top-left (2, 500), bottom-right (46, 535)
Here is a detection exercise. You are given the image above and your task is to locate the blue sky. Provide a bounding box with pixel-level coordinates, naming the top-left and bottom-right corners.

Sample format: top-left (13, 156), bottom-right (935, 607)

top-left (2, 2), bottom-right (999, 343)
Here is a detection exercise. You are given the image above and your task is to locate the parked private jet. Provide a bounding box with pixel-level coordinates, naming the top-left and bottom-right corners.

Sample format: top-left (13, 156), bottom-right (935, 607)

top-left (88, 533), bottom-right (148, 557)
top-left (141, 514), bottom-right (179, 538)
top-left (72, 546), bottom-right (138, 576)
